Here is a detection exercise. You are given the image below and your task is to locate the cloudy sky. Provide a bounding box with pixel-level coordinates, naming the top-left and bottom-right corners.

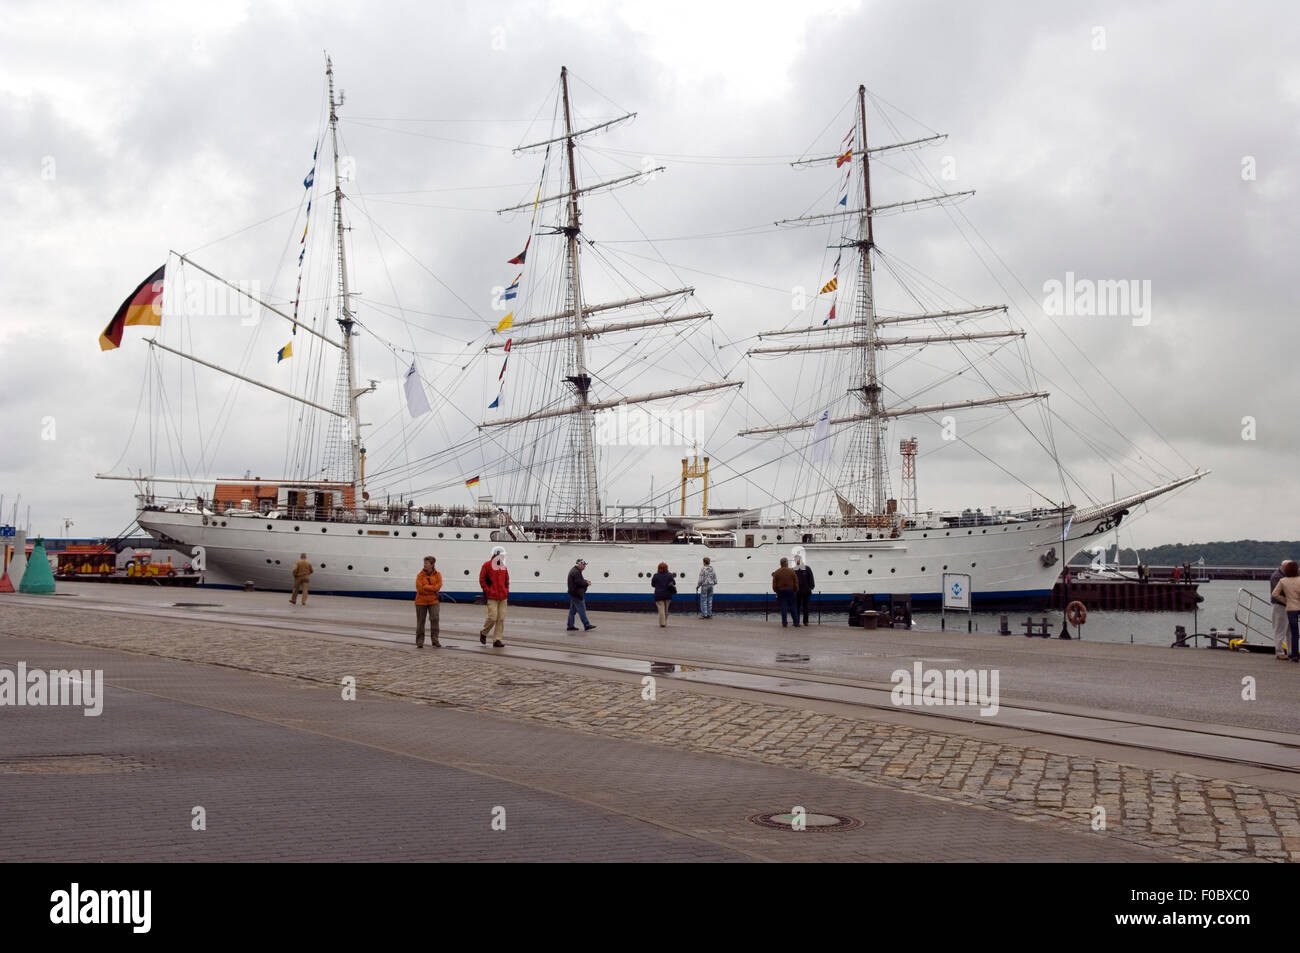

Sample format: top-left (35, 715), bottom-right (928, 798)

top-left (2, 0), bottom-right (1297, 550)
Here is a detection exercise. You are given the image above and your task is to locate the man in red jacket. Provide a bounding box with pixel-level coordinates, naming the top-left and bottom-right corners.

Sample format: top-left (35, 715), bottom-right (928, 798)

top-left (479, 546), bottom-right (510, 647)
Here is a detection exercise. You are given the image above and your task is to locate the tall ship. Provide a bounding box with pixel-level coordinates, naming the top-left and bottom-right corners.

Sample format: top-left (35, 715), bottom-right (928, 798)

top-left (104, 64), bottom-right (1205, 609)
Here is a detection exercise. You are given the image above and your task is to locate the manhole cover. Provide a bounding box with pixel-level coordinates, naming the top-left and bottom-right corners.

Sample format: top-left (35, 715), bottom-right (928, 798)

top-left (748, 811), bottom-right (862, 832)
top-left (0, 754), bottom-right (150, 775)
top-left (648, 661), bottom-right (677, 674)
top-left (775, 652), bottom-right (810, 663)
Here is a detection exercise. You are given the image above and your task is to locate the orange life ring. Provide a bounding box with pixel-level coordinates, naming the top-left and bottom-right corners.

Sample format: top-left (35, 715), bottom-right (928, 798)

top-left (1066, 601), bottom-right (1087, 626)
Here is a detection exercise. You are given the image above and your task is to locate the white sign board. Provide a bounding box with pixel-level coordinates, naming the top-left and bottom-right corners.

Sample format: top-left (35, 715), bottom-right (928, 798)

top-left (942, 572), bottom-right (972, 611)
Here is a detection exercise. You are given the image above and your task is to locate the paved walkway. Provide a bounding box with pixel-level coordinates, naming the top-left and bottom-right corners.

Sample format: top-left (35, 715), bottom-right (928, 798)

top-left (3, 592), bottom-right (1299, 861)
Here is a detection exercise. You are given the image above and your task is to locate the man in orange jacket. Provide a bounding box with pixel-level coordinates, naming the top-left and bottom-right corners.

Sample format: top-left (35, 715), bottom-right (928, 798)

top-left (415, 555), bottom-right (443, 648)
top-left (478, 546), bottom-right (509, 647)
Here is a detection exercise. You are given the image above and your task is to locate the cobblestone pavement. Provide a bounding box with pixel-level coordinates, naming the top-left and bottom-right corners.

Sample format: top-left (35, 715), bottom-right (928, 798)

top-left (3, 603), bottom-right (1297, 861)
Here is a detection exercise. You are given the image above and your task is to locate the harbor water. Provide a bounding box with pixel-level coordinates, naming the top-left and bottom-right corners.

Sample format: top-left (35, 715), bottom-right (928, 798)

top-left (738, 580), bottom-right (1271, 647)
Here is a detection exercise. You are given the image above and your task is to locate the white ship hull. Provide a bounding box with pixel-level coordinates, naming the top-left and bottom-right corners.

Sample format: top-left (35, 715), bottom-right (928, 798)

top-left (138, 506), bottom-right (1123, 609)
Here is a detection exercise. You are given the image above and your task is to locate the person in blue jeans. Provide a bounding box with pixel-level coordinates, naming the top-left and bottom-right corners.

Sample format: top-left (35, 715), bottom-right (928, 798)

top-left (566, 558), bottom-right (596, 632)
top-left (696, 556), bottom-right (717, 618)
top-left (1271, 560), bottom-right (1300, 662)
top-left (772, 557), bottom-right (799, 627)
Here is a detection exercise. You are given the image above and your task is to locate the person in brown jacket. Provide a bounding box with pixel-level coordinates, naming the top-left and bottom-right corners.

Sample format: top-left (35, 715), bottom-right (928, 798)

top-left (1271, 560), bottom-right (1300, 662)
top-left (772, 556), bottom-right (799, 628)
top-left (415, 555), bottom-right (443, 648)
top-left (290, 553), bottom-right (313, 605)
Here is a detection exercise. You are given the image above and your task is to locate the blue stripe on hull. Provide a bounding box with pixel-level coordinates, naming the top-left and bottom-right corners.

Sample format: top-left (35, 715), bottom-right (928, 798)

top-left (197, 583), bottom-right (1053, 612)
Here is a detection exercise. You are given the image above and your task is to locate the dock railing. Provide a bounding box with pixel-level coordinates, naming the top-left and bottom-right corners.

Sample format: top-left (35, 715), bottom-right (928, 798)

top-left (1233, 587), bottom-right (1274, 645)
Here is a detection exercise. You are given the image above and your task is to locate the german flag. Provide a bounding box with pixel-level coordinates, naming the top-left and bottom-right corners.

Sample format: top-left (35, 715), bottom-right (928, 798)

top-left (100, 264), bottom-right (166, 351)
top-left (465, 476), bottom-right (480, 488)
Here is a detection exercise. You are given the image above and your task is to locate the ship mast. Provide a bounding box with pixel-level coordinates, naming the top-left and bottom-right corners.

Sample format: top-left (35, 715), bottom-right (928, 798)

top-left (485, 66), bottom-right (741, 540)
top-left (741, 85), bottom-right (1046, 521)
top-left (327, 56), bottom-right (368, 502)
top-left (854, 84), bottom-right (887, 515)
top-left (560, 66), bottom-right (602, 541)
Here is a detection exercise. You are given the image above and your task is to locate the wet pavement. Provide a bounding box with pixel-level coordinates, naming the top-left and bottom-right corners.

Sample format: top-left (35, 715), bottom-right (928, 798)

top-left (4, 584), bottom-right (1300, 861)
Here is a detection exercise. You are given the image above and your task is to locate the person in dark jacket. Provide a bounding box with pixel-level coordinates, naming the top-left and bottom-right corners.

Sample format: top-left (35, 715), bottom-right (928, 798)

top-left (478, 546), bottom-right (510, 647)
top-left (772, 557), bottom-right (799, 628)
top-left (651, 561), bottom-right (676, 628)
top-left (566, 558), bottom-right (596, 632)
top-left (794, 555), bottom-right (815, 626)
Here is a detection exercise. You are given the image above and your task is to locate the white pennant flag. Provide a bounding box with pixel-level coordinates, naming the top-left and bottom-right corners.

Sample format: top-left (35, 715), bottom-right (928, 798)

top-left (812, 409), bottom-right (831, 461)
top-left (403, 362), bottom-right (431, 418)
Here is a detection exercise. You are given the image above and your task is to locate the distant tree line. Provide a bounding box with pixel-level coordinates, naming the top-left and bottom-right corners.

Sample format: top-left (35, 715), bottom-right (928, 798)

top-left (1069, 540), bottom-right (1300, 568)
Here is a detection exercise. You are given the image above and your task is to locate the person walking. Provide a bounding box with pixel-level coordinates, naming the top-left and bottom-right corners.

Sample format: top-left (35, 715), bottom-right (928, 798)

top-left (651, 562), bottom-right (676, 627)
top-left (566, 557), bottom-right (596, 632)
top-left (1270, 561), bottom-right (1290, 659)
top-left (290, 553), bottom-right (312, 605)
top-left (1271, 560), bottom-right (1300, 662)
top-left (415, 555), bottom-right (443, 648)
top-left (478, 546), bottom-right (510, 647)
top-left (696, 556), bottom-right (717, 619)
top-left (772, 557), bottom-right (799, 627)
top-left (794, 555), bottom-right (815, 626)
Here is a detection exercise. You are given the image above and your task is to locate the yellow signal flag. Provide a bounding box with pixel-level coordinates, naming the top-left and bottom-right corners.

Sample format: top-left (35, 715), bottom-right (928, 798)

top-left (495, 312), bottom-right (514, 333)
top-left (819, 277), bottom-right (838, 295)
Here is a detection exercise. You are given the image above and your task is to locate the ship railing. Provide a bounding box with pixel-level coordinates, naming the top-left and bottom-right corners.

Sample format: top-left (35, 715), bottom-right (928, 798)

top-left (1233, 587), bottom-right (1275, 645)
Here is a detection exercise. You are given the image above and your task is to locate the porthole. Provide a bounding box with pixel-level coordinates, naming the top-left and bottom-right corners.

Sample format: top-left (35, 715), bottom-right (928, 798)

top-left (357, 530), bottom-right (363, 535)
top-left (265, 559), bottom-right (272, 564)
top-left (347, 565), bottom-right (353, 570)
top-left (923, 533), bottom-right (928, 538)
top-left (523, 554), bottom-right (528, 559)
top-left (321, 527), bottom-right (327, 533)
top-left (826, 570), bottom-right (833, 576)
top-left (981, 529), bottom-right (986, 534)
top-left (383, 567), bottom-right (389, 573)
top-left (438, 533), bottom-right (444, 538)
top-left (464, 570), bottom-right (470, 575)
top-left (456, 533), bottom-right (461, 539)
top-left (266, 524), bottom-right (273, 530)
top-left (638, 572), bottom-right (644, 578)
top-left (411, 532), bottom-right (417, 537)
top-left (274, 559), bottom-right (280, 565)
top-left (967, 530), bottom-right (972, 535)
top-left (971, 562), bottom-right (977, 568)
top-left (776, 535), bottom-right (782, 541)
top-left (320, 563), bottom-right (326, 568)
top-left (836, 536), bottom-right (842, 541)
top-left (843, 570), bottom-right (849, 575)
top-left (679, 572), bottom-right (685, 578)
top-left (221, 521), bottom-right (227, 526)
top-left (738, 572), bottom-right (744, 578)
top-left (867, 569), bottom-right (872, 574)
top-left (474, 534), bottom-right (479, 539)
top-left (294, 526), bottom-right (300, 532)
top-left (890, 567), bottom-right (896, 573)
top-left (921, 566), bottom-right (926, 572)
top-left (945, 531), bottom-right (949, 536)
top-left (868, 554), bottom-right (872, 559)
top-left (761, 535), bottom-right (768, 541)
top-left (534, 571), bottom-right (540, 577)
top-left (603, 572), bottom-right (609, 578)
